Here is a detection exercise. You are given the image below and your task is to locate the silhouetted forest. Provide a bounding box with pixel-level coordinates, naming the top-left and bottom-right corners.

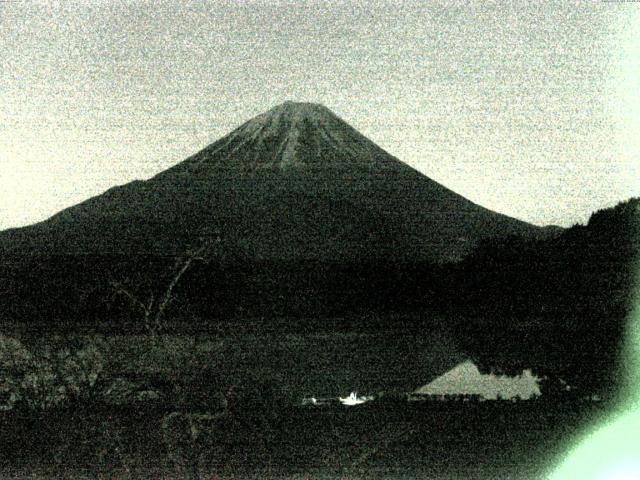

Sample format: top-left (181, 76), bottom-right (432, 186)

top-left (446, 198), bottom-right (639, 393)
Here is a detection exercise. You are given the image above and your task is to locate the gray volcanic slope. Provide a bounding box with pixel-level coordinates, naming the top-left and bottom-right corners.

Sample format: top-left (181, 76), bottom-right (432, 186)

top-left (0, 102), bottom-right (545, 262)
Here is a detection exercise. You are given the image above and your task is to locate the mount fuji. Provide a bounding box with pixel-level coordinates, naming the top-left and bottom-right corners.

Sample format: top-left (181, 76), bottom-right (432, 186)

top-left (0, 102), bottom-right (549, 263)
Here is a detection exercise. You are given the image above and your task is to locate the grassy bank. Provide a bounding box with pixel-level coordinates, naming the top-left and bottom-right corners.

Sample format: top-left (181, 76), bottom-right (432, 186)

top-left (0, 399), bottom-right (608, 479)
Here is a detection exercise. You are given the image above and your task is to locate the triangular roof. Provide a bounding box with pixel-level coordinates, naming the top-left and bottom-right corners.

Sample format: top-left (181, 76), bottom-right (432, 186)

top-left (415, 360), bottom-right (541, 399)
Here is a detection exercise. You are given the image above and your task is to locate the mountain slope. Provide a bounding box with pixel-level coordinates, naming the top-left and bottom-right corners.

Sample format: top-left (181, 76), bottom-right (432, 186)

top-left (0, 102), bottom-right (548, 263)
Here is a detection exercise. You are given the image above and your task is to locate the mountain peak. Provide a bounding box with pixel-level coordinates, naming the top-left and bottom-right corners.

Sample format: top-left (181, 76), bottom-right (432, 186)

top-left (270, 100), bottom-right (330, 114)
top-left (266, 101), bottom-right (337, 120)
top-left (245, 101), bottom-right (337, 133)
top-left (167, 101), bottom-right (389, 172)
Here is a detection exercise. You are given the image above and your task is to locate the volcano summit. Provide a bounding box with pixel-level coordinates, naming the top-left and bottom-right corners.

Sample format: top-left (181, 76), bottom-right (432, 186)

top-left (0, 102), bottom-right (547, 263)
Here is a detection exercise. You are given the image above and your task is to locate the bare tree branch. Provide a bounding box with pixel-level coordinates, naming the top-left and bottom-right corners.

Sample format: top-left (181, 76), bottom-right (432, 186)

top-left (155, 255), bottom-right (196, 331)
top-left (109, 236), bottom-right (220, 336)
top-left (109, 280), bottom-right (151, 318)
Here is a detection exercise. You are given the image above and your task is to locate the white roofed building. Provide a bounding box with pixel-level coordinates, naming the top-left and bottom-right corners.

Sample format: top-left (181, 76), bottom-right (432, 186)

top-left (415, 360), bottom-right (541, 400)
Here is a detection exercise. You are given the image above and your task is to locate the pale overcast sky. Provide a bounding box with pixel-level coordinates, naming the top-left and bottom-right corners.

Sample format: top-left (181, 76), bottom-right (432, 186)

top-left (1, 0), bottom-right (639, 230)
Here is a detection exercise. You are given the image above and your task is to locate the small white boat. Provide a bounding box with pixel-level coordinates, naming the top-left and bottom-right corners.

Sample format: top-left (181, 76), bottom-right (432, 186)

top-left (339, 392), bottom-right (367, 406)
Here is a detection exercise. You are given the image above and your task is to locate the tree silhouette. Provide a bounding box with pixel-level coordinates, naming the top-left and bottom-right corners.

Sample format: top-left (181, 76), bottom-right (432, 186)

top-left (451, 198), bottom-right (639, 394)
top-left (109, 237), bottom-right (220, 336)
